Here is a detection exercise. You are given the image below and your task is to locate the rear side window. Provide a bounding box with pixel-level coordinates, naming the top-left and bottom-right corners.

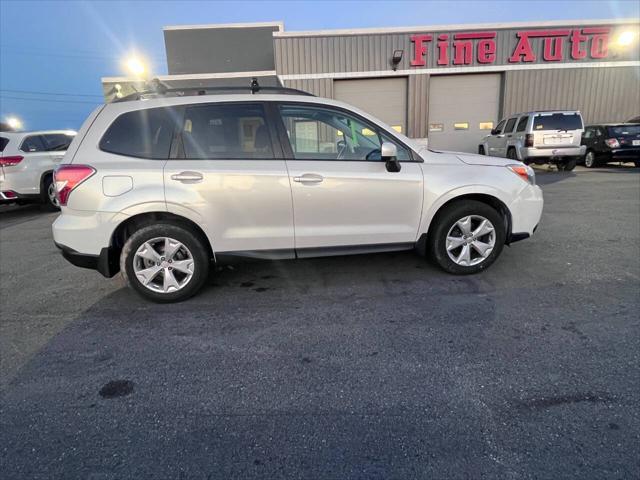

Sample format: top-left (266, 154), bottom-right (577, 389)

top-left (21, 135), bottom-right (46, 152)
top-left (504, 118), bottom-right (517, 133)
top-left (608, 125), bottom-right (640, 136)
top-left (41, 133), bottom-right (75, 151)
top-left (100, 108), bottom-right (177, 159)
top-left (180, 103), bottom-right (274, 160)
top-left (516, 116), bottom-right (529, 132)
top-left (0, 137), bottom-right (8, 152)
top-left (533, 113), bottom-right (583, 131)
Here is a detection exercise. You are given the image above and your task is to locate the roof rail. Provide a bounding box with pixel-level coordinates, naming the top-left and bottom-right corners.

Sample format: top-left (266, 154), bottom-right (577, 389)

top-left (114, 77), bottom-right (314, 103)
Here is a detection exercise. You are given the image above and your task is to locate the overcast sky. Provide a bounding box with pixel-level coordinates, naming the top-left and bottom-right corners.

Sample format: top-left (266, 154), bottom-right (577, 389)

top-left (1, 0), bottom-right (639, 130)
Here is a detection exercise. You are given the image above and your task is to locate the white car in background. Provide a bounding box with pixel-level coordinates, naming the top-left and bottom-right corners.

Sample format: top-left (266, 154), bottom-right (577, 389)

top-left (52, 87), bottom-right (543, 302)
top-left (0, 130), bottom-right (76, 209)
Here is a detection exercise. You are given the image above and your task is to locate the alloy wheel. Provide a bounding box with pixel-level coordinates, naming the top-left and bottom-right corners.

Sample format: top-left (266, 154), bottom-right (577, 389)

top-left (48, 182), bottom-right (60, 207)
top-left (445, 215), bottom-right (496, 266)
top-left (133, 237), bottom-right (195, 294)
top-left (585, 151), bottom-right (595, 168)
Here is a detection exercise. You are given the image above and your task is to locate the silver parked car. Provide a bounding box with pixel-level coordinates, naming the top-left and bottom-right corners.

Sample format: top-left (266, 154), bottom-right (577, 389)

top-left (479, 110), bottom-right (586, 171)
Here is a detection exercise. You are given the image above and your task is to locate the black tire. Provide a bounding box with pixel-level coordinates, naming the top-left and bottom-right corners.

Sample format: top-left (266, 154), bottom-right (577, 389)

top-left (428, 200), bottom-right (506, 275)
top-left (584, 151), bottom-right (598, 168)
top-left (478, 146), bottom-right (486, 155)
top-left (560, 158), bottom-right (577, 172)
top-left (506, 148), bottom-right (518, 160)
top-left (40, 174), bottom-right (60, 211)
top-left (120, 223), bottom-right (210, 303)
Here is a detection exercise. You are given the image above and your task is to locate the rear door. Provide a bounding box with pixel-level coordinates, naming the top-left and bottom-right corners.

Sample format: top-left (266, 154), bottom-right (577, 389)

top-left (12, 134), bottom-right (49, 195)
top-left (531, 112), bottom-right (583, 150)
top-left (163, 102), bottom-right (294, 256)
top-left (275, 102), bottom-right (423, 250)
top-left (500, 117), bottom-right (518, 156)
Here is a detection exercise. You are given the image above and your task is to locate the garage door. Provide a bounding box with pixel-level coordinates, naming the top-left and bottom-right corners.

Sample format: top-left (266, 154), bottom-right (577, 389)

top-left (427, 73), bottom-right (501, 153)
top-left (334, 78), bottom-right (407, 135)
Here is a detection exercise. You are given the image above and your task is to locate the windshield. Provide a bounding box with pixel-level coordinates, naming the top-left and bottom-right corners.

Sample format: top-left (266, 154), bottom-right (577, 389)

top-left (607, 125), bottom-right (640, 136)
top-left (533, 113), bottom-right (583, 131)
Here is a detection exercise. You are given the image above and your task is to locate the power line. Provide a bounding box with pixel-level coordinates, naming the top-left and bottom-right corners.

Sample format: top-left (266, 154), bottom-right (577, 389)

top-left (0, 89), bottom-right (103, 98)
top-left (0, 95), bottom-right (101, 105)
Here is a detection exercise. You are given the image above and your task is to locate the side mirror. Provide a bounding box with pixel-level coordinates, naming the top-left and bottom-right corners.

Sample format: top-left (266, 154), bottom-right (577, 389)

top-left (381, 142), bottom-right (401, 172)
top-left (490, 128), bottom-right (499, 135)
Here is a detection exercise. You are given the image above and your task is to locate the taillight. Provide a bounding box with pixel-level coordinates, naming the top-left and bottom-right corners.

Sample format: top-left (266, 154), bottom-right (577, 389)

top-left (507, 164), bottom-right (536, 185)
top-left (53, 164), bottom-right (96, 206)
top-left (0, 155), bottom-right (24, 167)
top-left (525, 134), bottom-right (534, 148)
top-left (605, 138), bottom-right (620, 148)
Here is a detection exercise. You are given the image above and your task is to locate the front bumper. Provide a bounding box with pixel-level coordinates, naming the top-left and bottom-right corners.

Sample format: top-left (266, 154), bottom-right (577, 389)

top-left (55, 242), bottom-right (119, 278)
top-left (520, 145), bottom-right (586, 159)
top-left (508, 184), bottom-right (544, 239)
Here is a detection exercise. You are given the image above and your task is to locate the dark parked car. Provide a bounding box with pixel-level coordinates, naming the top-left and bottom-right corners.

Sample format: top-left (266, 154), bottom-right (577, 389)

top-left (581, 123), bottom-right (640, 168)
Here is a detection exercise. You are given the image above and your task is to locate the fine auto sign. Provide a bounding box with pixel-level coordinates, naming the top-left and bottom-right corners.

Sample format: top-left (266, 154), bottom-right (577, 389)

top-left (410, 27), bottom-right (611, 67)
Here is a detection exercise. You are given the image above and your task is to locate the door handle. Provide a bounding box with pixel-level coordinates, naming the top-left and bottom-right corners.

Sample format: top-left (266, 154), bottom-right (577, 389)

top-left (293, 173), bottom-right (323, 184)
top-left (171, 171), bottom-right (203, 183)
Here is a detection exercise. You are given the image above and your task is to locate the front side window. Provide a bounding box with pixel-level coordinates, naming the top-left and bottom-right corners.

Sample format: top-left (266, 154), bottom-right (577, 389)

top-left (21, 135), bottom-right (46, 153)
top-left (583, 127), bottom-right (593, 139)
top-left (504, 118), bottom-right (518, 134)
top-left (181, 103), bottom-right (274, 160)
top-left (494, 119), bottom-right (506, 134)
top-left (100, 108), bottom-right (178, 159)
top-left (42, 133), bottom-right (75, 151)
top-left (516, 116), bottom-right (529, 132)
top-left (279, 104), bottom-right (409, 161)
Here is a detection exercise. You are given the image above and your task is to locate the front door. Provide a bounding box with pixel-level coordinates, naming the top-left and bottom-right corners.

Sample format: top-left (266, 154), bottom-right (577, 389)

top-left (486, 119), bottom-right (507, 157)
top-left (164, 102), bottom-right (294, 256)
top-left (275, 103), bottom-right (423, 250)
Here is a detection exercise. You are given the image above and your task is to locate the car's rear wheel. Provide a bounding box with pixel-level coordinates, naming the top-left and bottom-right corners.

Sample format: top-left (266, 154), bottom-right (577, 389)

top-left (507, 148), bottom-right (518, 161)
top-left (584, 151), bottom-right (598, 168)
top-left (558, 158), bottom-right (577, 171)
top-left (428, 200), bottom-right (506, 274)
top-left (120, 223), bottom-right (210, 303)
top-left (41, 174), bottom-right (60, 211)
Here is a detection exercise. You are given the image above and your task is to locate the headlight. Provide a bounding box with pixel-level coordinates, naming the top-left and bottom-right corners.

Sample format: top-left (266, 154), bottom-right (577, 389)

top-left (507, 164), bottom-right (536, 185)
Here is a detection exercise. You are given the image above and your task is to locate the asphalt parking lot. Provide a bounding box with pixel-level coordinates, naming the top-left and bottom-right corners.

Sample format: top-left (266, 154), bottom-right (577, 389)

top-left (1, 165), bottom-right (639, 479)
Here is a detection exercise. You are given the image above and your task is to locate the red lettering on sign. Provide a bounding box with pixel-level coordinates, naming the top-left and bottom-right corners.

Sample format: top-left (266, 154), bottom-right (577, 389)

top-left (570, 29), bottom-right (588, 59)
top-left (543, 37), bottom-right (564, 61)
top-left (478, 39), bottom-right (496, 63)
top-left (509, 32), bottom-right (536, 62)
top-left (437, 34), bottom-right (449, 66)
top-left (410, 34), bottom-right (432, 66)
top-left (587, 27), bottom-right (611, 58)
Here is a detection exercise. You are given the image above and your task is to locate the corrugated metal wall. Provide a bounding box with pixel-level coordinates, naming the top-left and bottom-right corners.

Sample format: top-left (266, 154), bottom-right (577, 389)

top-left (283, 78), bottom-right (333, 98)
top-left (503, 66), bottom-right (640, 124)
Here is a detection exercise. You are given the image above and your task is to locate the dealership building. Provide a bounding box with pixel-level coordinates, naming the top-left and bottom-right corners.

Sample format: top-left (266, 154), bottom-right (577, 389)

top-left (102, 19), bottom-right (640, 152)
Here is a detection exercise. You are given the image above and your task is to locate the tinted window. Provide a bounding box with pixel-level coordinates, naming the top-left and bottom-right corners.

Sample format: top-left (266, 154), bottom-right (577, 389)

top-left (21, 135), bottom-right (46, 152)
top-left (583, 127), bottom-right (593, 139)
top-left (516, 116), bottom-right (529, 132)
top-left (504, 118), bottom-right (517, 133)
top-left (280, 104), bottom-right (409, 161)
top-left (607, 125), bottom-right (640, 136)
top-left (533, 113), bottom-right (583, 131)
top-left (494, 119), bottom-right (506, 134)
top-left (181, 104), bottom-right (273, 160)
top-left (42, 133), bottom-right (75, 151)
top-left (100, 108), bottom-right (177, 159)
top-left (0, 137), bottom-right (8, 152)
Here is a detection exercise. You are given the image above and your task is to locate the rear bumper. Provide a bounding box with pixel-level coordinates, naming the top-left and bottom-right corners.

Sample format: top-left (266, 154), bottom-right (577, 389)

top-left (610, 148), bottom-right (640, 160)
top-left (55, 242), bottom-right (119, 278)
top-left (0, 191), bottom-right (40, 204)
top-left (520, 145), bottom-right (586, 159)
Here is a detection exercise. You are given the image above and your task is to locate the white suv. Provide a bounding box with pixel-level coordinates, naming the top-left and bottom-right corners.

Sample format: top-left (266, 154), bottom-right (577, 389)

top-left (52, 88), bottom-right (543, 302)
top-left (1, 130), bottom-right (76, 209)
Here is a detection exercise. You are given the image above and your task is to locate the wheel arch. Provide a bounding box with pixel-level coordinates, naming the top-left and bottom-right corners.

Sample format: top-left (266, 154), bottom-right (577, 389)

top-left (417, 192), bottom-right (513, 255)
top-left (110, 211), bottom-right (214, 263)
top-left (39, 170), bottom-right (54, 196)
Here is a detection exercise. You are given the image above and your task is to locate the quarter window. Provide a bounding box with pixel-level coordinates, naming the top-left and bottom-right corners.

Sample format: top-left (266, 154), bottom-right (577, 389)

top-left (0, 137), bottom-right (8, 152)
top-left (279, 104), bottom-right (410, 161)
top-left (504, 118), bottom-right (518, 134)
top-left (41, 133), bottom-right (75, 151)
top-left (20, 135), bottom-right (46, 153)
top-left (181, 104), bottom-right (274, 160)
top-left (516, 116), bottom-right (529, 132)
top-left (100, 108), bottom-right (178, 159)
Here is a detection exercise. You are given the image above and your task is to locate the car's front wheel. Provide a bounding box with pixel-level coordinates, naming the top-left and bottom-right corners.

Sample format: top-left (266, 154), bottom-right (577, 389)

top-left (584, 151), bottom-right (598, 168)
top-left (120, 223), bottom-right (210, 302)
top-left (428, 200), bottom-right (506, 274)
